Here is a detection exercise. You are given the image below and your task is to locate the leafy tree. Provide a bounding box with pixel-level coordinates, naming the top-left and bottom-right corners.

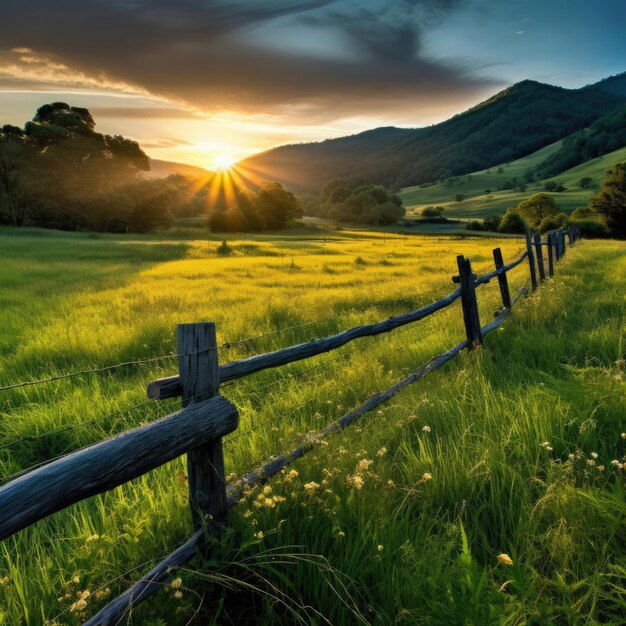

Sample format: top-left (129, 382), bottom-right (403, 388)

top-left (579, 176), bottom-right (594, 189)
top-left (421, 206), bottom-right (445, 217)
top-left (455, 194), bottom-right (464, 202)
top-left (209, 183), bottom-right (301, 233)
top-left (310, 178), bottom-right (404, 224)
top-left (570, 206), bottom-right (592, 219)
top-left (538, 212), bottom-right (568, 233)
top-left (498, 208), bottom-right (527, 234)
top-left (589, 162), bottom-right (626, 237)
top-left (1, 103), bottom-right (153, 231)
top-left (516, 193), bottom-right (559, 228)
top-left (0, 125), bottom-right (30, 226)
top-left (483, 214), bottom-right (502, 231)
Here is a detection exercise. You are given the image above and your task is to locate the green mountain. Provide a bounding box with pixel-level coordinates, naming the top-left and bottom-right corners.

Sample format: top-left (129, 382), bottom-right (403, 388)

top-left (536, 102), bottom-right (626, 177)
top-left (240, 74), bottom-right (626, 192)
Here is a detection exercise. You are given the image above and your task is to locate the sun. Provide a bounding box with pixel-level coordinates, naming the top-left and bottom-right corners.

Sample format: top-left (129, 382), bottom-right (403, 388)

top-left (212, 154), bottom-right (236, 172)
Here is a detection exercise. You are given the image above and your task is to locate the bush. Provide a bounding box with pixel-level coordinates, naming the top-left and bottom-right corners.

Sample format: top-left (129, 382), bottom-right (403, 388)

top-left (466, 220), bottom-right (484, 231)
top-left (498, 208), bottom-right (527, 234)
top-left (421, 206), bottom-right (444, 217)
top-left (538, 212), bottom-right (568, 233)
top-left (482, 214), bottom-right (502, 232)
top-left (516, 193), bottom-right (559, 228)
top-left (570, 207), bottom-right (592, 220)
top-left (569, 218), bottom-right (609, 238)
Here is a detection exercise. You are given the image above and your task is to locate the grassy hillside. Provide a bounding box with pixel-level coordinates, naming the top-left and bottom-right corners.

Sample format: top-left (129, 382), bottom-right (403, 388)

top-left (400, 144), bottom-right (626, 219)
top-left (0, 229), bottom-right (624, 624)
top-left (240, 75), bottom-right (626, 191)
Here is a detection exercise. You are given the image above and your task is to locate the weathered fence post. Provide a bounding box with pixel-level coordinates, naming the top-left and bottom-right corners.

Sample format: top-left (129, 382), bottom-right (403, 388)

top-left (555, 231), bottom-right (562, 261)
top-left (547, 233), bottom-right (554, 277)
top-left (567, 228), bottom-right (573, 245)
top-left (533, 233), bottom-right (545, 282)
top-left (457, 255), bottom-right (482, 348)
top-left (178, 322), bottom-right (228, 529)
top-left (492, 247), bottom-right (511, 309)
top-left (524, 231), bottom-right (538, 291)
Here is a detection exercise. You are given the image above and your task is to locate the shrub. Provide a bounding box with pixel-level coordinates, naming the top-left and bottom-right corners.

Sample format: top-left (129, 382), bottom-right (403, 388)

top-left (466, 220), bottom-right (484, 231)
top-left (569, 218), bottom-right (609, 238)
top-left (516, 193), bottom-right (559, 228)
top-left (498, 208), bottom-right (527, 234)
top-left (482, 214), bottom-right (502, 232)
top-left (538, 212), bottom-right (568, 233)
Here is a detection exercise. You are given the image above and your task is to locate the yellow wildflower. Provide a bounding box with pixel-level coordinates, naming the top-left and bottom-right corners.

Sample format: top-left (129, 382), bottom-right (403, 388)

top-left (497, 553), bottom-right (513, 566)
top-left (377, 447), bottom-right (388, 457)
top-left (304, 481), bottom-right (320, 493)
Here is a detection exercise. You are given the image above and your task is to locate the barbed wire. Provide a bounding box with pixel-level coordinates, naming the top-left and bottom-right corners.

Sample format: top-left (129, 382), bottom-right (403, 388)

top-left (0, 280), bottom-right (425, 395)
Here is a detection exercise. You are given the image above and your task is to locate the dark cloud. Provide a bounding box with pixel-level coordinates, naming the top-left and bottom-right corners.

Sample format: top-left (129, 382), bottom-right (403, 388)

top-left (0, 0), bottom-right (499, 122)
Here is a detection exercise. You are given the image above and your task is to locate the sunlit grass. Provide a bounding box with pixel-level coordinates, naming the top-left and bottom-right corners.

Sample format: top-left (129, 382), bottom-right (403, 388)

top-left (0, 228), bottom-right (624, 624)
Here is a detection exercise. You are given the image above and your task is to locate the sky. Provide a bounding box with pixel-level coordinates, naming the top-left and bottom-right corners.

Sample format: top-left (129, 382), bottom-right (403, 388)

top-left (1, 0), bottom-right (625, 170)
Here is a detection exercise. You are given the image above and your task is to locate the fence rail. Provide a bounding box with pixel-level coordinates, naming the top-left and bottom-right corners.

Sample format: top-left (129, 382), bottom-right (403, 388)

top-left (0, 226), bottom-right (581, 625)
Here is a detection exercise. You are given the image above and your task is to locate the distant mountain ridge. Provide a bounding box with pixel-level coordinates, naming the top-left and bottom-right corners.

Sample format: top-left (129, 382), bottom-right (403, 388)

top-left (147, 159), bottom-right (210, 179)
top-left (239, 73), bottom-right (626, 192)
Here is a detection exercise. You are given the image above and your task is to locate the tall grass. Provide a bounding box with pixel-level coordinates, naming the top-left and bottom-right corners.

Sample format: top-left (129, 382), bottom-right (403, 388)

top-left (0, 228), bottom-right (624, 624)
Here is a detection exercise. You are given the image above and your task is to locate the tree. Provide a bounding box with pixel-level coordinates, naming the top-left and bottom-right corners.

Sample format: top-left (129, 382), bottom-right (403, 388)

top-left (579, 176), bottom-right (593, 189)
top-left (516, 193), bottom-right (559, 228)
top-left (538, 212), bottom-right (568, 233)
top-left (421, 206), bottom-right (444, 217)
top-left (589, 162), bottom-right (626, 237)
top-left (1, 102), bottom-right (152, 231)
top-left (254, 182), bottom-right (302, 229)
top-left (498, 208), bottom-right (527, 234)
top-left (0, 125), bottom-right (30, 226)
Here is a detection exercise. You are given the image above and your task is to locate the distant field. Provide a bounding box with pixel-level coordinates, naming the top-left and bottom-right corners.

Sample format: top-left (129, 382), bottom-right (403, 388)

top-left (399, 143), bottom-right (626, 219)
top-left (1, 228), bottom-right (624, 625)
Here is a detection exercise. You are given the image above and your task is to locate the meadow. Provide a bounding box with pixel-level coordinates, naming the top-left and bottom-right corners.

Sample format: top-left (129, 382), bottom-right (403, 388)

top-left (0, 227), bottom-right (624, 625)
top-left (399, 143), bottom-right (626, 220)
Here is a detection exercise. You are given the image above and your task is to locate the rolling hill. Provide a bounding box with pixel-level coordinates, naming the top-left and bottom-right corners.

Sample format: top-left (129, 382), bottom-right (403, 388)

top-left (240, 73), bottom-right (626, 192)
top-left (398, 143), bottom-right (626, 219)
top-left (147, 158), bottom-right (210, 179)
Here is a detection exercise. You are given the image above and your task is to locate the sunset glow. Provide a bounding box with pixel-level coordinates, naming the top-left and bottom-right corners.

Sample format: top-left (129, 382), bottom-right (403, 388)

top-left (212, 154), bottom-right (236, 172)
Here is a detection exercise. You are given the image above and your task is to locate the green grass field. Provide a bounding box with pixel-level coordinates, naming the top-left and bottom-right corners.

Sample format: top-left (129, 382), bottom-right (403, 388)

top-left (0, 227), bottom-right (624, 625)
top-left (399, 143), bottom-right (626, 220)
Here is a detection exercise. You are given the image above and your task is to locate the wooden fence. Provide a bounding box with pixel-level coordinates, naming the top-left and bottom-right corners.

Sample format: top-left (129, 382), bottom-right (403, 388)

top-left (0, 226), bottom-right (581, 625)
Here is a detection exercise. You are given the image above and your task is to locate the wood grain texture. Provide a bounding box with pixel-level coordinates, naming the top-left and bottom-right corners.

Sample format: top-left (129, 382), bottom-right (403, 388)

top-left (178, 323), bottom-right (228, 528)
top-left (147, 287), bottom-right (463, 400)
top-left (0, 395), bottom-right (238, 541)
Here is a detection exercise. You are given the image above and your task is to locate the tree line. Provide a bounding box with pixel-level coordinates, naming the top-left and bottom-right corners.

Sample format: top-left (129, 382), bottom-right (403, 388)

top-left (0, 103), bottom-right (303, 233)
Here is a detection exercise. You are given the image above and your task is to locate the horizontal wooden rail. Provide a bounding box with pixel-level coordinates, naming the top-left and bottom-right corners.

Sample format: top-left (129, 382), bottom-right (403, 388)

top-left (71, 288), bottom-right (531, 624)
top-left (147, 288), bottom-right (462, 400)
top-left (474, 251), bottom-right (528, 286)
top-left (84, 529), bottom-right (205, 626)
top-left (0, 396), bottom-right (238, 541)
